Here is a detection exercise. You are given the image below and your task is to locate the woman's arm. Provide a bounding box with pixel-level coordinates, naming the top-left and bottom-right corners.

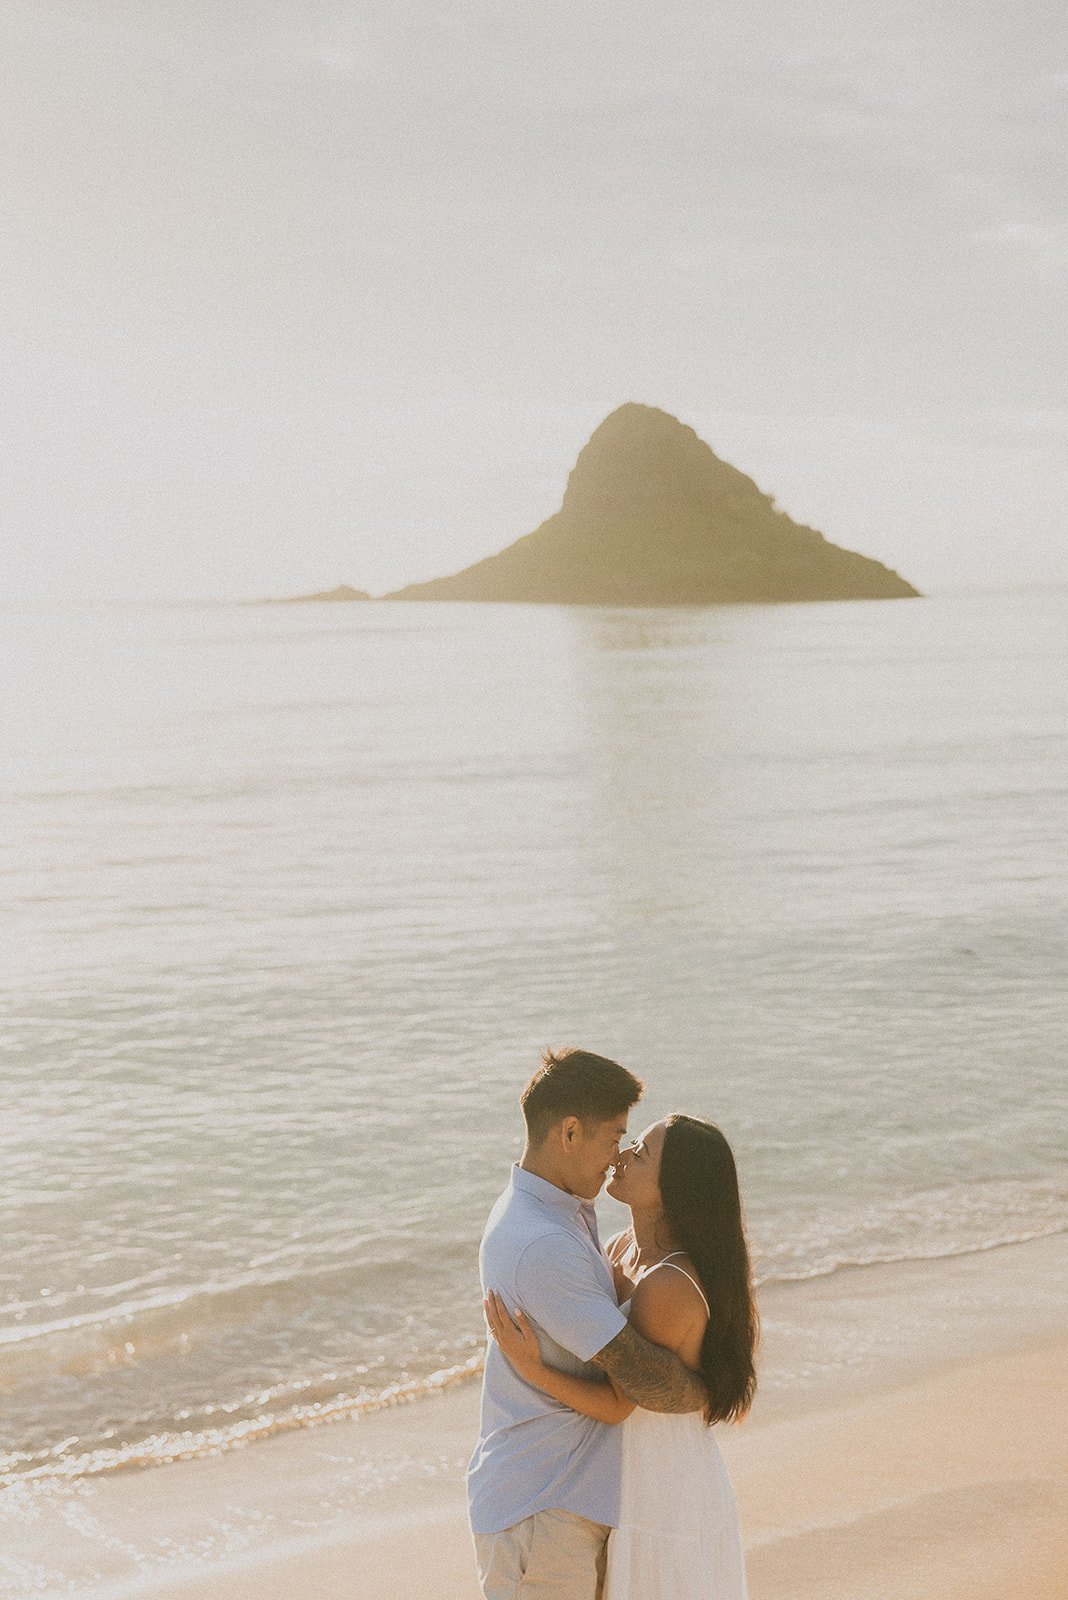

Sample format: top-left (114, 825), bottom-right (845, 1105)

top-left (484, 1291), bottom-right (636, 1424)
top-left (604, 1228), bottom-right (636, 1303)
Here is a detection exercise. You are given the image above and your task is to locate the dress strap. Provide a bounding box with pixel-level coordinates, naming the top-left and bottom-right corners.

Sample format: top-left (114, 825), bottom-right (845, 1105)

top-left (649, 1256), bottom-right (710, 1317)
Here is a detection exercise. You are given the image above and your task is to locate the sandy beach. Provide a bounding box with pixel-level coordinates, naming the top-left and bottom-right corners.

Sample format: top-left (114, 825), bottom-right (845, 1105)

top-left (5, 1230), bottom-right (1067, 1600)
top-left (150, 1339), bottom-right (1068, 1600)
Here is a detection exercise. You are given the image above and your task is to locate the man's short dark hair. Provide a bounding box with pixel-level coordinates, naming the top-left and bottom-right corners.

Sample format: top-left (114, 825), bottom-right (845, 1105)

top-left (520, 1047), bottom-right (644, 1144)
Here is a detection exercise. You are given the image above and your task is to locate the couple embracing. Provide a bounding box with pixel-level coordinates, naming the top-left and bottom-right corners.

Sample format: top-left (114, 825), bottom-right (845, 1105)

top-left (467, 1047), bottom-right (756, 1599)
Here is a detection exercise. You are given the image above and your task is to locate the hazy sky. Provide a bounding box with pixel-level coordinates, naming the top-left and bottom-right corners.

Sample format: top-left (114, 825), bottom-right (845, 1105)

top-left (2, 1), bottom-right (1066, 600)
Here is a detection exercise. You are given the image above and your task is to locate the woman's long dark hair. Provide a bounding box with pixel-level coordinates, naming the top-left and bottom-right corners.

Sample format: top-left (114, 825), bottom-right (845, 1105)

top-left (659, 1114), bottom-right (758, 1424)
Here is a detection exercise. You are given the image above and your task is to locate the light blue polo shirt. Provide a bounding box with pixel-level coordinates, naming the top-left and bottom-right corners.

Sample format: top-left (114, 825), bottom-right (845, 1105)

top-left (466, 1165), bottom-right (628, 1536)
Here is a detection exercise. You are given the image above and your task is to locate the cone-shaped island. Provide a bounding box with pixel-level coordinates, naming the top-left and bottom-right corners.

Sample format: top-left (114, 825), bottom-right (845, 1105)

top-left (386, 404), bottom-right (918, 604)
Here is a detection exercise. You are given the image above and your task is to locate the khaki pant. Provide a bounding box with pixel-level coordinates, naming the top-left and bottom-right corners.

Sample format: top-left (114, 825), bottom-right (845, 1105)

top-left (473, 1507), bottom-right (611, 1600)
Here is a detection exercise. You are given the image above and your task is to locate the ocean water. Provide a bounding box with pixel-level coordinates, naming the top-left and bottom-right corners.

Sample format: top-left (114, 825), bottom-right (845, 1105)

top-left (2, 590), bottom-right (1066, 1486)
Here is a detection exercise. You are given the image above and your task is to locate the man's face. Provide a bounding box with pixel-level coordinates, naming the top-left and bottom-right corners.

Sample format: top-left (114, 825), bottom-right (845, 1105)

top-left (562, 1114), bottom-right (630, 1200)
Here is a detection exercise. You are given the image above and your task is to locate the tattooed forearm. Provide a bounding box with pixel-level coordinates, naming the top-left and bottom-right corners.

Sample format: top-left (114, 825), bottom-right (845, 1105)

top-left (591, 1325), bottom-right (707, 1414)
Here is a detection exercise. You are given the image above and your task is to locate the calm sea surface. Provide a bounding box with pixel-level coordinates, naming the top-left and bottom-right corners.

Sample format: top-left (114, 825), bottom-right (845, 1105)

top-left (2, 591), bottom-right (1066, 1484)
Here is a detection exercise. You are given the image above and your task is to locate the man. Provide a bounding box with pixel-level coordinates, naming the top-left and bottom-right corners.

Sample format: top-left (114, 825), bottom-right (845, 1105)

top-left (467, 1047), bottom-right (707, 1599)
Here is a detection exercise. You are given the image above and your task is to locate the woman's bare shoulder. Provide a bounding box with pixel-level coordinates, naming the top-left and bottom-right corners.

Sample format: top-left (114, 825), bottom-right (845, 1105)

top-left (631, 1257), bottom-right (707, 1339)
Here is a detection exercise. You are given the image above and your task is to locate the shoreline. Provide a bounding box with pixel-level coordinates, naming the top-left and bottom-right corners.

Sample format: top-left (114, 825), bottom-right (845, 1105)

top-left (3, 1231), bottom-right (1067, 1600)
top-left (12, 1223), bottom-right (1068, 1493)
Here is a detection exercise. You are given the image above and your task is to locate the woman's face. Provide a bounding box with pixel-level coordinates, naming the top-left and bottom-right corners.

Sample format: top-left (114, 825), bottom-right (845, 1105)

top-left (606, 1119), bottom-right (668, 1210)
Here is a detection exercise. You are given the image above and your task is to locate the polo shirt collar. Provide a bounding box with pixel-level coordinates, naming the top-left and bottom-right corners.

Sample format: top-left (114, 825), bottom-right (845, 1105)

top-left (511, 1163), bottom-right (592, 1224)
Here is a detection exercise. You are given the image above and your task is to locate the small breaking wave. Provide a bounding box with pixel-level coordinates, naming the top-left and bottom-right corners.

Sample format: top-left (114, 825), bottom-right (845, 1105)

top-left (750, 1177), bottom-right (1068, 1288)
top-left (0, 1352), bottom-right (485, 1489)
top-left (754, 1214), bottom-right (1068, 1288)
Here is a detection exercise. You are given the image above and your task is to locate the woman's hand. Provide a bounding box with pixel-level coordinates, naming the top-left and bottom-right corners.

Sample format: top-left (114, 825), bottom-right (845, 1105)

top-left (483, 1290), bottom-right (547, 1386)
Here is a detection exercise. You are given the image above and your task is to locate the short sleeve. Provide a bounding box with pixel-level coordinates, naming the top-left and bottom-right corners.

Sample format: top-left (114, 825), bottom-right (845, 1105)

top-left (514, 1231), bottom-right (628, 1363)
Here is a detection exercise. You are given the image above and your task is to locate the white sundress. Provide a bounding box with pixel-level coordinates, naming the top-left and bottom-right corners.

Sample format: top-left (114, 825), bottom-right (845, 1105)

top-left (602, 1258), bottom-right (749, 1600)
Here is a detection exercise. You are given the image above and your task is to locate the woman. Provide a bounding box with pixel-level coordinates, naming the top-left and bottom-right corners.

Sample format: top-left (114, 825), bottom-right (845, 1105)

top-left (485, 1114), bottom-right (756, 1599)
